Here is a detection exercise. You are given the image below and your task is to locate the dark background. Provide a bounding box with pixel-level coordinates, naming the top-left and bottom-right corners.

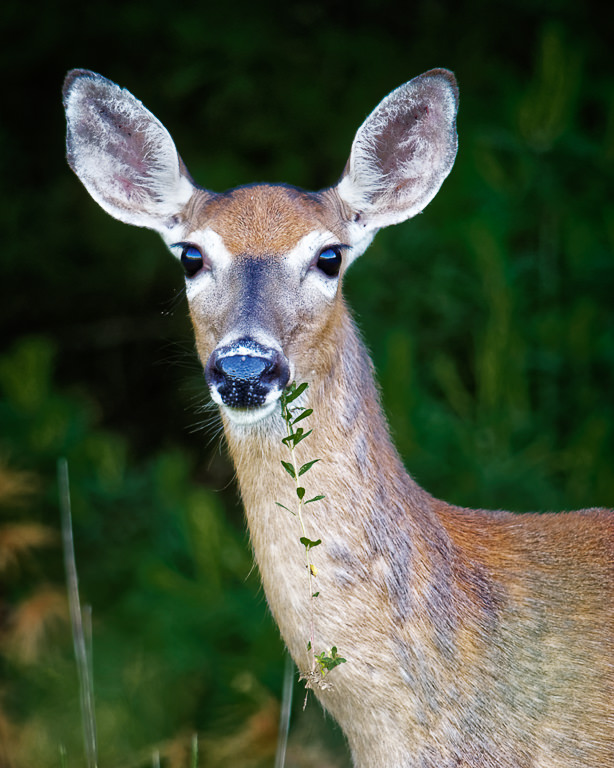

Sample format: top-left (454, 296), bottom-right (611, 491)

top-left (1, 1), bottom-right (613, 766)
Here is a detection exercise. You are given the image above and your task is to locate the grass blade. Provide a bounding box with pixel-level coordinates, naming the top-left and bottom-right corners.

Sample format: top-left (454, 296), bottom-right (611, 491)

top-left (59, 458), bottom-right (98, 768)
top-left (274, 654), bottom-right (294, 768)
top-left (191, 733), bottom-right (198, 768)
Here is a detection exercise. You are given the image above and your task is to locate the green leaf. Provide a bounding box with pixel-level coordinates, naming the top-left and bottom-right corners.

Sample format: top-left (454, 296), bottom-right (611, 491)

top-left (281, 460), bottom-right (296, 479)
top-left (305, 494), bottom-right (325, 504)
top-left (298, 459), bottom-right (319, 476)
top-left (281, 428), bottom-right (312, 448)
top-left (275, 501), bottom-right (296, 515)
top-left (292, 408), bottom-right (313, 425)
top-left (312, 591), bottom-right (320, 597)
top-left (292, 429), bottom-right (312, 445)
top-left (314, 647), bottom-right (347, 674)
top-left (300, 536), bottom-right (321, 550)
top-left (296, 487), bottom-right (305, 500)
top-left (283, 382), bottom-right (308, 404)
top-left (292, 427), bottom-right (305, 443)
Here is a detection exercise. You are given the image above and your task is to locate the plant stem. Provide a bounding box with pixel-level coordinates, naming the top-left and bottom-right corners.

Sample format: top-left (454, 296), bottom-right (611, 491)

top-left (283, 405), bottom-right (318, 671)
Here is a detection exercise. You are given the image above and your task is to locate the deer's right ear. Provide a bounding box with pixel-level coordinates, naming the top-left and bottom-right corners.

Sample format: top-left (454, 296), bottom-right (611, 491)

top-left (335, 69), bottom-right (459, 232)
top-left (63, 70), bottom-right (197, 232)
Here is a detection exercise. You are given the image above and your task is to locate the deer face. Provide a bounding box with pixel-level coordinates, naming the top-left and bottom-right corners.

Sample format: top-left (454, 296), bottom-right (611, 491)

top-left (165, 184), bottom-right (360, 424)
top-left (63, 68), bottom-right (458, 426)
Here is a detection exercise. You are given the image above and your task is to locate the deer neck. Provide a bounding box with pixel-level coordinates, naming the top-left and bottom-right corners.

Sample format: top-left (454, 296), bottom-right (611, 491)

top-left (222, 307), bottom-right (440, 663)
top-left (223, 307), bottom-right (425, 524)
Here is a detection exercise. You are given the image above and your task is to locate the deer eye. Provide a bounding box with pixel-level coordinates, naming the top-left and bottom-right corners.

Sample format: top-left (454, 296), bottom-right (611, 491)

top-left (180, 244), bottom-right (204, 277)
top-left (316, 246), bottom-right (342, 277)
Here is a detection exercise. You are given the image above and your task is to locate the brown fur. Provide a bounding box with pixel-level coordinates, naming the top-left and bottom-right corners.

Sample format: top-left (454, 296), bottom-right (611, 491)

top-left (185, 185), bottom-right (345, 257)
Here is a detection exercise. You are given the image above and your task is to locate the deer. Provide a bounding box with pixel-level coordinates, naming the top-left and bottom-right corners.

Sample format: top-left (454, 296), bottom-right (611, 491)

top-left (62, 68), bottom-right (613, 768)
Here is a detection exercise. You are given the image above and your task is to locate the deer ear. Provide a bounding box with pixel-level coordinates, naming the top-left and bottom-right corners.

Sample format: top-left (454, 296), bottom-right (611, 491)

top-left (336, 69), bottom-right (458, 230)
top-left (63, 69), bottom-right (197, 232)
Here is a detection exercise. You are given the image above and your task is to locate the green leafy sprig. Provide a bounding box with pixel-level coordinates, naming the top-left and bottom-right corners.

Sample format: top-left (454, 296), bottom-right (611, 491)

top-left (314, 647), bottom-right (347, 676)
top-left (276, 382), bottom-right (346, 691)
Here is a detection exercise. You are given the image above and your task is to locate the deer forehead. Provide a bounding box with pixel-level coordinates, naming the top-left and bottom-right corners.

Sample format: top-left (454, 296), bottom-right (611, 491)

top-left (185, 184), bottom-right (346, 257)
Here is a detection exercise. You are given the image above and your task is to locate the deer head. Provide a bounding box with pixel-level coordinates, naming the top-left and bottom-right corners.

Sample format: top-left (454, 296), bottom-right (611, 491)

top-left (63, 69), bottom-right (458, 428)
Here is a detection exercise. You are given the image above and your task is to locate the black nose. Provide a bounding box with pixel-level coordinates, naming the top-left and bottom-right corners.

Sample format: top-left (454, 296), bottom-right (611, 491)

top-left (205, 340), bottom-right (290, 409)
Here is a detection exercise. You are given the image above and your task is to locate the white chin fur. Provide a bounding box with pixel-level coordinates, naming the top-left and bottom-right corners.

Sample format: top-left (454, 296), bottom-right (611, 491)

top-left (220, 398), bottom-right (279, 425)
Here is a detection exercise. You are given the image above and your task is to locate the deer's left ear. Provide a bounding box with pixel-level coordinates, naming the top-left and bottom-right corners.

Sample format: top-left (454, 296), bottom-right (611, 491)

top-left (63, 69), bottom-right (198, 232)
top-left (335, 69), bottom-right (458, 231)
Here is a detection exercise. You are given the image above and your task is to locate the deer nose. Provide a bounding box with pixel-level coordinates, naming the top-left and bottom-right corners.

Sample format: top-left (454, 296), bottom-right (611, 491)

top-left (205, 341), bottom-right (290, 410)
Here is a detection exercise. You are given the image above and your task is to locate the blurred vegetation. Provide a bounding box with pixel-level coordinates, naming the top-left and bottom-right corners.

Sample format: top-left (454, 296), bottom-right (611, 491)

top-left (1, 0), bottom-right (613, 765)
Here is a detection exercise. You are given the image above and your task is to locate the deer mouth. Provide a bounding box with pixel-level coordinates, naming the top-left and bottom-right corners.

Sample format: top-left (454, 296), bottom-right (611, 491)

top-left (216, 399), bottom-right (280, 425)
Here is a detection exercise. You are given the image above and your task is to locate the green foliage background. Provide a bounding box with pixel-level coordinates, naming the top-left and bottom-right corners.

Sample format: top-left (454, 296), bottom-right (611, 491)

top-left (1, 1), bottom-right (613, 765)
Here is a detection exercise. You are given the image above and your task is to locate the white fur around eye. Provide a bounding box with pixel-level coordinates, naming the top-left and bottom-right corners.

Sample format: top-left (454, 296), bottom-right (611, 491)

top-left (164, 227), bottom-right (234, 299)
top-left (284, 230), bottom-right (346, 299)
top-left (163, 227), bottom-right (232, 266)
top-left (284, 231), bottom-right (335, 272)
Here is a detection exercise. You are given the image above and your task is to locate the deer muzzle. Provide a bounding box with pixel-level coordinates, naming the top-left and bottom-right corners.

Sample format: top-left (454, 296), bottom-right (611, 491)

top-left (205, 339), bottom-right (290, 419)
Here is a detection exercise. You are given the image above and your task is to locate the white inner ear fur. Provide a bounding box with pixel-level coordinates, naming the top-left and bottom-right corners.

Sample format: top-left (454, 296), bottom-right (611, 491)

top-left (335, 72), bottom-right (458, 230)
top-left (64, 73), bottom-right (195, 231)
